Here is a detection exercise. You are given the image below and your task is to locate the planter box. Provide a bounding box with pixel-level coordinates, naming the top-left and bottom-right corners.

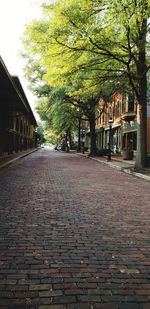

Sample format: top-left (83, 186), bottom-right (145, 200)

top-left (122, 149), bottom-right (134, 160)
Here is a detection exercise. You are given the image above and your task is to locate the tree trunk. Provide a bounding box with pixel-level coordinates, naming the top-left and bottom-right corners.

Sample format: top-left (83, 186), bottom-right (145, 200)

top-left (89, 112), bottom-right (97, 156)
top-left (135, 89), bottom-right (147, 169)
top-left (135, 18), bottom-right (147, 169)
top-left (135, 88), bottom-right (147, 169)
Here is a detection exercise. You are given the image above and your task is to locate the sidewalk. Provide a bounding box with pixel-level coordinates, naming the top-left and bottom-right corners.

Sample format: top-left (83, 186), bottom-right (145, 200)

top-left (0, 148), bottom-right (39, 169)
top-left (76, 151), bottom-right (150, 181)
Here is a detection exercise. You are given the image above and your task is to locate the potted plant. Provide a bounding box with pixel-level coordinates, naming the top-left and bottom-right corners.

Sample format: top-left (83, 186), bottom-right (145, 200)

top-left (122, 148), bottom-right (134, 160)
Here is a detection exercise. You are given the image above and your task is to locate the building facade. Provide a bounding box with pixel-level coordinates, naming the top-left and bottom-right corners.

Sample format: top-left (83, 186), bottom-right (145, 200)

top-left (95, 91), bottom-right (150, 154)
top-left (0, 57), bottom-right (37, 156)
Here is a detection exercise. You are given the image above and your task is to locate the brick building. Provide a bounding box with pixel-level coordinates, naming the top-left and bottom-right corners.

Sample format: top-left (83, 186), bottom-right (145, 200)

top-left (95, 91), bottom-right (150, 154)
top-left (0, 57), bottom-right (37, 156)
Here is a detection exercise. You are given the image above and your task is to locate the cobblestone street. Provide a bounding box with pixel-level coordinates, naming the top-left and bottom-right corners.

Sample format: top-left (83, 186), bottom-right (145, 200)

top-left (0, 148), bottom-right (150, 309)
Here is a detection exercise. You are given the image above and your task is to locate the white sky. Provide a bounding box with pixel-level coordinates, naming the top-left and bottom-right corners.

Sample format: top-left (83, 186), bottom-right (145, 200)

top-left (0, 0), bottom-right (43, 120)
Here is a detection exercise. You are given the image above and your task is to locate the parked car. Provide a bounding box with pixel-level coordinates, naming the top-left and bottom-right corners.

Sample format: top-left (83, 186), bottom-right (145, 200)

top-left (54, 143), bottom-right (69, 152)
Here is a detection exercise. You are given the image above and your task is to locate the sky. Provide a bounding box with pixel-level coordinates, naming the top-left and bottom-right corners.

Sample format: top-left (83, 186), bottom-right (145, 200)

top-left (0, 0), bottom-right (44, 120)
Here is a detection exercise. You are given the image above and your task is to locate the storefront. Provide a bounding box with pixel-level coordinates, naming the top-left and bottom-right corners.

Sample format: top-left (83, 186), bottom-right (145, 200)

top-left (96, 127), bottom-right (104, 150)
top-left (112, 124), bottom-right (122, 153)
top-left (122, 120), bottom-right (137, 151)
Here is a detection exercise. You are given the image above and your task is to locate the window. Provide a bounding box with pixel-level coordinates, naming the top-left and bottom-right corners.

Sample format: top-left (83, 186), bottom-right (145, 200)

top-left (128, 94), bottom-right (134, 112)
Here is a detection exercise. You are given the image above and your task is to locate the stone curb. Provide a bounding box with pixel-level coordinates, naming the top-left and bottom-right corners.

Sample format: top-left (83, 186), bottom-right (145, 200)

top-left (122, 167), bottom-right (150, 181)
top-left (76, 152), bottom-right (150, 182)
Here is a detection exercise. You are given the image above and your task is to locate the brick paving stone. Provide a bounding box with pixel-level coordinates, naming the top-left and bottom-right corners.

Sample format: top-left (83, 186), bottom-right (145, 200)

top-left (77, 295), bottom-right (101, 302)
top-left (29, 284), bottom-right (52, 291)
top-left (9, 307), bottom-right (38, 309)
top-left (94, 305), bottom-right (119, 309)
top-left (39, 290), bottom-right (63, 297)
top-left (118, 305), bottom-right (140, 309)
top-left (39, 306), bottom-right (66, 309)
top-left (52, 296), bottom-right (76, 304)
top-left (66, 304), bottom-right (92, 309)
top-left (0, 149), bottom-right (150, 308)
top-left (53, 284), bottom-right (77, 290)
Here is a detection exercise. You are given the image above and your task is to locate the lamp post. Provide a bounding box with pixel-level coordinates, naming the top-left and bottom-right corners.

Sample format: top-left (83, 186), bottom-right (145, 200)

top-left (107, 116), bottom-right (113, 161)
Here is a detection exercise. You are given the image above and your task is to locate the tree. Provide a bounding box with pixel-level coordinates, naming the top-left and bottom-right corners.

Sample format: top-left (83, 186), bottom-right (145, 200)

top-left (22, 46), bottom-right (105, 155)
top-left (35, 85), bottom-right (81, 148)
top-left (22, 1), bottom-right (120, 155)
top-left (36, 122), bottom-right (46, 145)
top-left (35, 84), bottom-right (104, 155)
top-left (22, 0), bottom-right (150, 167)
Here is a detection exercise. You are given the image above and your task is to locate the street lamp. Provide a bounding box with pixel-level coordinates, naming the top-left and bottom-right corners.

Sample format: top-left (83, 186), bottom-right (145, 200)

top-left (107, 116), bottom-right (113, 161)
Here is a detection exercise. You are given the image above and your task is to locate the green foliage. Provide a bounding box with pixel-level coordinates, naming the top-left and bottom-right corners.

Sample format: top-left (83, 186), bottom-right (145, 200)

top-left (36, 123), bottom-right (46, 144)
top-left (21, 0), bottom-right (150, 166)
top-left (44, 129), bottom-right (60, 145)
top-left (35, 84), bottom-right (80, 138)
top-left (51, 101), bottom-right (79, 134)
top-left (22, 0), bottom-right (150, 103)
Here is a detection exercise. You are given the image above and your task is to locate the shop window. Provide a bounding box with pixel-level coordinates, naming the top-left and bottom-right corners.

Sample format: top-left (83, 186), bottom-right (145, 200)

top-left (128, 94), bottom-right (134, 112)
top-left (16, 118), bottom-right (19, 132)
top-left (9, 113), bottom-right (13, 129)
top-left (118, 101), bottom-right (121, 116)
top-left (20, 121), bottom-right (23, 134)
top-left (122, 97), bottom-right (126, 113)
top-left (13, 118), bottom-right (16, 131)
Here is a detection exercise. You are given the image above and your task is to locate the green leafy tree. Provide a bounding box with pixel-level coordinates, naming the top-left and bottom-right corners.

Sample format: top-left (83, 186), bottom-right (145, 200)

top-left (22, 0), bottom-right (150, 167)
top-left (35, 86), bottom-right (80, 148)
top-left (36, 122), bottom-right (46, 144)
top-left (22, 52), bottom-right (105, 154)
top-left (22, 2), bottom-right (119, 156)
